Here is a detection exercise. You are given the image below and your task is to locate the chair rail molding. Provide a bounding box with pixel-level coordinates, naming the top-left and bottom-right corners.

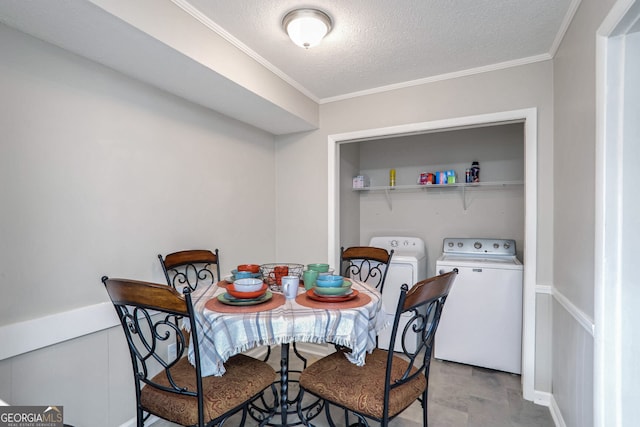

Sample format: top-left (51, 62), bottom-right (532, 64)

top-left (0, 302), bottom-right (118, 361)
top-left (552, 287), bottom-right (595, 337)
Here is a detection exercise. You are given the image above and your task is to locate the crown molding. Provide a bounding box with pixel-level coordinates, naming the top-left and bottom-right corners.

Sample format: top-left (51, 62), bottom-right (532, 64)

top-left (549, 0), bottom-right (583, 57)
top-left (170, 0), bottom-right (320, 103)
top-left (319, 53), bottom-right (553, 104)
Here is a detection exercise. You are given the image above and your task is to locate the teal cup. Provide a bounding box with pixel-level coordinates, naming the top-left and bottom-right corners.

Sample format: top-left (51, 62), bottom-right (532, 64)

top-left (303, 269), bottom-right (319, 290)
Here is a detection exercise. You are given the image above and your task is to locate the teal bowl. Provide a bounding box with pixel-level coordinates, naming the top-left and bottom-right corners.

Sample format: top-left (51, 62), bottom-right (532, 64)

top-left (313, 281), bottom-right (352, 296)
top-left (315, 275), bottom-right (343, 287)
top-left (233, 271), bottom-right (253, 279)
top-left (231, 269), bottom-right (261, 280)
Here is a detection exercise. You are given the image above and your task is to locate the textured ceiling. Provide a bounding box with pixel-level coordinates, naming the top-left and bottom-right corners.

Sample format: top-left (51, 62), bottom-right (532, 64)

top-left (180, 0), bottom-right (575, 101)
top-left (0, 0), bottom-right (578, 134)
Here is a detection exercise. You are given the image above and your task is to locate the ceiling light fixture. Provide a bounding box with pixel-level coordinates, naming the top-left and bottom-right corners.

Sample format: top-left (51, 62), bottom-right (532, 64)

top-left (282, 8), bottom-right (332, 49)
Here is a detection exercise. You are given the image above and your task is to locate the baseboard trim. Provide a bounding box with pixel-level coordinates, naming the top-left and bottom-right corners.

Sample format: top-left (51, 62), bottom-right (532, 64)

top-left (531, 391), bottom-right (566, 427)
top-left (533, 390), bottom-right (551, 406)
top-left (549, 393), bottom-right (568, 427)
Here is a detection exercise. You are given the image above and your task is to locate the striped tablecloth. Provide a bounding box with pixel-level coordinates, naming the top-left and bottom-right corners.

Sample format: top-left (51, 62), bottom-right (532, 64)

top-left (189, 280), bottom-right (387, 376)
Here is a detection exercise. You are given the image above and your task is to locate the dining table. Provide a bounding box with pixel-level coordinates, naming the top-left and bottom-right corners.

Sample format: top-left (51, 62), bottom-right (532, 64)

top-left (187, 276), bottom-right (388, 426)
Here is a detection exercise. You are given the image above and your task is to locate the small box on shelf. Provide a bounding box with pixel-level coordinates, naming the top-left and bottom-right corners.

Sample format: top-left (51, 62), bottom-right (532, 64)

top-left (352, 175), bottom-right (370, 189)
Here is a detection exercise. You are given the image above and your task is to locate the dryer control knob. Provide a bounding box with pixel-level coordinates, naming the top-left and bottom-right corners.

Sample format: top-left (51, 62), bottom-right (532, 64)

top-left (504, 242), bottom-right (511, 249)
top-left (494, 243), bottom-right (499, 249)
top-left (448, 242), bottom-right (454, 247)
top-left (458, 242), bottom-right (463, 247)
top-left (474, 241), bottom-right (482, 249)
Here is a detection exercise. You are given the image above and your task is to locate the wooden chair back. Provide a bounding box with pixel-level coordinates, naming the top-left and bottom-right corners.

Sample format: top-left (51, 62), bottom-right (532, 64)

top-left (340, 246), bottom-right (394, 292)
top-left (158, 249), bottom-right (220, 292)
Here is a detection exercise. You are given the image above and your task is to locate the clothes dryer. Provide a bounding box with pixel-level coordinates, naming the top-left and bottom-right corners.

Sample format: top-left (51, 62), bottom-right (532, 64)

top-left (368, 236), bottom-right (428, 352)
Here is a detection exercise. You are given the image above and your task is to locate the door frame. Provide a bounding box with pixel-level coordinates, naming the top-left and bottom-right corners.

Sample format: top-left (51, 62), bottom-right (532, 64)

top-left (595, 1), bottom-right (640, 425)
top-left (327, 107), bottom-right (538, 401)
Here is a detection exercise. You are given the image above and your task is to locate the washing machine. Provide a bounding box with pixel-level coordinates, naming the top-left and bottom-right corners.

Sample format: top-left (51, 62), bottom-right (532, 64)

top-left (368, 236), bottom-right (428, 352)
top-left (434, 238), bottom-right (523, 374)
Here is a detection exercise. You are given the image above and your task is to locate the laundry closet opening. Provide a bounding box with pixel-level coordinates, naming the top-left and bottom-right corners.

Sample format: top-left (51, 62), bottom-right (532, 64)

top-left (339, 123), bottom-right (524, 276)
top-left (327, 109), bottom-right (538, 401)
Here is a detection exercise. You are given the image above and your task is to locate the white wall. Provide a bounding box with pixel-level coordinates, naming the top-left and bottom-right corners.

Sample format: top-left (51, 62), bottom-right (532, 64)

top-left (0, 24), bottom-right (277, 426)
top-left (552, 0), bottom-right (617, 425)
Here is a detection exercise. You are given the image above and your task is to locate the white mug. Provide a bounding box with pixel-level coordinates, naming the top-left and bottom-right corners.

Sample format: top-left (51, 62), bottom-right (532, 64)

top-left (281, 276), bottom-right (299, 299)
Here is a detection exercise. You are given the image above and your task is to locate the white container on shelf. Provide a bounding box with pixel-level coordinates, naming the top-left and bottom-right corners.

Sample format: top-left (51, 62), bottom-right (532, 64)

top-left (352, 175), bottom-right (370, 188)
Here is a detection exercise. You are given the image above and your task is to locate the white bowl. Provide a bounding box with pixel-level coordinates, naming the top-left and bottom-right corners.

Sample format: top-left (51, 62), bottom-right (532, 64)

top-left (233, 278), bottom-right (264, 292)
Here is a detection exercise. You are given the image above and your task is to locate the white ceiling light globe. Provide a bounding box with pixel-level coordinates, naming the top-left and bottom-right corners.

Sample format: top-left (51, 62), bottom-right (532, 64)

top-left (283, 9), bottom-right (332, 49)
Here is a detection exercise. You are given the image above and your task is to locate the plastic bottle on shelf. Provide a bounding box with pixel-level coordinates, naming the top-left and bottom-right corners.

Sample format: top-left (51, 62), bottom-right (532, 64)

top-left (471, 161), bottom-right (480, 183)
top-left (389, 168), bottom-right (396, 187)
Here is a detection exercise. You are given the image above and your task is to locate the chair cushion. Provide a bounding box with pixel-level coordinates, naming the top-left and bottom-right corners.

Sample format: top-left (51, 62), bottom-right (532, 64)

top-left (300, 349), bottom-right (426, 420)
top-left (141, 354), bottom-right (276, 426)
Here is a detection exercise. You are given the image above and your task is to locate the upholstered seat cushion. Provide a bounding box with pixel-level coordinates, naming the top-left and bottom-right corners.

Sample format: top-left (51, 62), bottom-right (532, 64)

top-left (300, 349), bottom-right (426, 420)
top-left (141, 354), bottom-right (276, 426)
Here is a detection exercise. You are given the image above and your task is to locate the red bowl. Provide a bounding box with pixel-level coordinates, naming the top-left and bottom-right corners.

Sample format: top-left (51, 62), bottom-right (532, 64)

top-left (227, 283), bottom-right (267, 299)
top-left (237, 264), bottom-right (260, 273)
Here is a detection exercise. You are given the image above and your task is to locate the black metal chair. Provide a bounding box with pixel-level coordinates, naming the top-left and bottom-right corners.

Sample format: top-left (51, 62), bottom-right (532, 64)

top-left (158, 250), bottom-right (278, 364)
top-left (296, 270), bottom-right (457, 427)
top-left (101, 276), bottom-right (277, 426)
top-left (340, 246), bottom-right (394, 293)
top-left (158, 249), bottom-right (220, 292)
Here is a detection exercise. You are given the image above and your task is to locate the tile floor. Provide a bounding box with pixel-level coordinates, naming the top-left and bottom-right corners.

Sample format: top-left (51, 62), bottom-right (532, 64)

top-left (152, 350), bottom-right (554, 427)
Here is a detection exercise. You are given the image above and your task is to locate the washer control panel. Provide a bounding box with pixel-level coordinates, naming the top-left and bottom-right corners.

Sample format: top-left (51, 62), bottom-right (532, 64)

top-left (442, 238), bottom-right (516, 256)
top-left (369, 236), bottom-right (426, 258)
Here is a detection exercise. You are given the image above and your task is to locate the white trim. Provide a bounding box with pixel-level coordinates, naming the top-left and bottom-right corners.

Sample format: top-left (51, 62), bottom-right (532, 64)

top-left (536, 284), bottom-right (554, 295)
top-left (549, 0), bottom-right (583, 56)
top-left (171, 0), bottom-right (561, 106)
top-left (534, 390), bottom-right (552, 407)
top-left (327, 107), bottom-right (538, 402)
top-left (521, 110), bottom-right (538, 402)
top-left (595, 2), bottom-right (639, 427)
top-left (552, 288), bottom-right (595, 337)
top-left (549, 394), bottom-right (568, 427)
top-left (169, 0), bottom-right (320, 103)
top-left (537, 283), bottom-right (595, 335)
top-left (320, 55), bottom-right (551, 104)
top-left (0, 302), bottom-right (118, 361)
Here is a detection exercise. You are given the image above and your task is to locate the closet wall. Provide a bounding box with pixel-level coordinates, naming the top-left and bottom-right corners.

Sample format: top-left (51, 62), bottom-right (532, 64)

top-left (343, 123), bottom-right (525, 276)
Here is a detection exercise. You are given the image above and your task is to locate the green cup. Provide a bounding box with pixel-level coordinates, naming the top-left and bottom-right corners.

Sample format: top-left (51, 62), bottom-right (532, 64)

top-left (303, 269), bottom-right (319, 290)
